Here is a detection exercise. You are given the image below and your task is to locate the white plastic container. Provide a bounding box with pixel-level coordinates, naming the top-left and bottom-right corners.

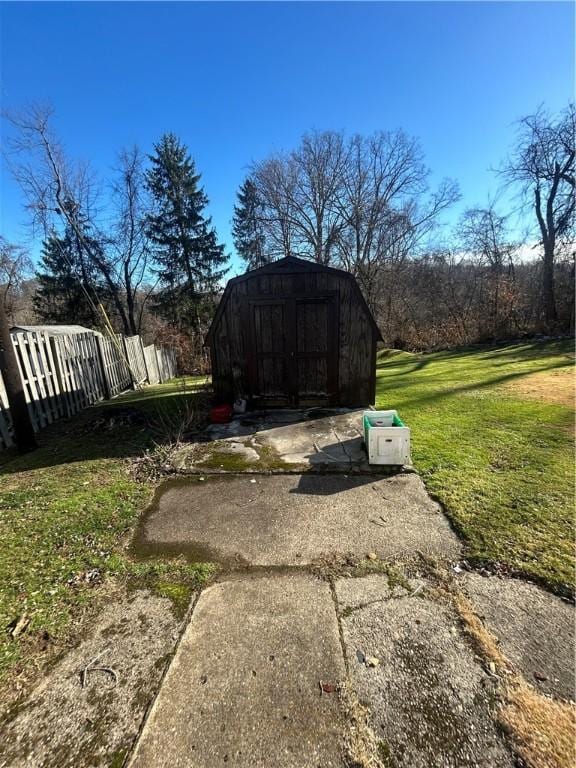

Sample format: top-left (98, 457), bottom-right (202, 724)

top-left (363, 409), bottom-right (411, 466)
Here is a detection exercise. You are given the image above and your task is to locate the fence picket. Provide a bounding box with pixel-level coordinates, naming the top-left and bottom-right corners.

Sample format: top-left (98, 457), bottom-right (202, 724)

top-left (124, 335), bottom-right (147, 385)
top-left (143, 345), bottom-right (160, 385)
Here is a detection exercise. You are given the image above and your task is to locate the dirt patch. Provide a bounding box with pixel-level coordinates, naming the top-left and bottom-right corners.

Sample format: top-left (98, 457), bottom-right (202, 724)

top-left (503, 368), bottom-right (574, 409)
top-left (65, 406), bottom-right (150, 437)
top-left (0, 589), bottom-right (188, 768)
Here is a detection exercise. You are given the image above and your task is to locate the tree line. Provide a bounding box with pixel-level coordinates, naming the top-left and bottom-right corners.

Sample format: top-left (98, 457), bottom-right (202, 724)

top-left (1, 103), bottom-right (574, 372)
top-left (233, 105), bottom-right (574, 347)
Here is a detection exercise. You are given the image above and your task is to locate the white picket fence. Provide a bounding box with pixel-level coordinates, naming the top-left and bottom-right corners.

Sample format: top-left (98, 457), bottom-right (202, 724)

top-left (0, 328), bottom-right (178, 450)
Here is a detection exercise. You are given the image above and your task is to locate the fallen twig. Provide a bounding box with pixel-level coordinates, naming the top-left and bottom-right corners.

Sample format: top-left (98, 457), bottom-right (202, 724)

top-left (9, 613), bottom-right (30, 638)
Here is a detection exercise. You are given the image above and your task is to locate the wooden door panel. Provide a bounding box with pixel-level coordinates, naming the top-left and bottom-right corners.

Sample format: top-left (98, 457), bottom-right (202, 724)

top-left (295, 299), bottom-right (333, 400)
top-left (257, 357), bottom-right (287, 397)
top-left (254, 303), bottom-right (286, 354)
top-left (297, 357), bottom-right (328, 396)
top-left (296, 301), bottom-right (328, 354)
top-left (249, 295), bottom-right (337, 405)
top-left (249, 300), bottom-right (291, 401)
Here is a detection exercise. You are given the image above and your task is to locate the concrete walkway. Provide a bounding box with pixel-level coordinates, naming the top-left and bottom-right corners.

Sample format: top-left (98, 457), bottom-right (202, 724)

top-left (129, 575), bottom-right (346, 768)
top-left (132, 473), bottom-right (460, 566)
top-left (127, 410), bottom-right (574, 767)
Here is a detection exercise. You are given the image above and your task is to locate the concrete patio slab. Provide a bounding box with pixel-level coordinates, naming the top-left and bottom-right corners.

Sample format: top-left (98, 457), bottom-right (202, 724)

top-left (256, 409), bottom-right (368, 467)
top-left (337, 576), bottom-right (514, 767)
top-left (132, 473), bottom-right (461, 566)
top-left (173, 408), bottom-right (399, 473)
top-left (460, 573), bottom-right (576, 701)
top-left (129, 574), bottom-right (346, 768)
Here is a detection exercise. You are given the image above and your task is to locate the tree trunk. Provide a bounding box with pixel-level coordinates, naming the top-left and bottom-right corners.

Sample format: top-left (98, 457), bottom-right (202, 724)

top-left (124, 262), bottom-right (138, 335)
top-left (0, 293), bottom-right (37, 452)
top-left (534, 185), bottom-right (558, 331)
top-left (542, 243), bottom-right (557, 329)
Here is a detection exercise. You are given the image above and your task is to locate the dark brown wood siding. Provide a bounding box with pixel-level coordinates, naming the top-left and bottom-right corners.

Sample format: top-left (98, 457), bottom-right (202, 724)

top-left (208, 264), bottom-right (378, 407)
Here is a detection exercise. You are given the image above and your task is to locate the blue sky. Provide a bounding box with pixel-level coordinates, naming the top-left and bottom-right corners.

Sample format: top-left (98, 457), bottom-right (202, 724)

top-left (1, 1), bottom-right (574, 275)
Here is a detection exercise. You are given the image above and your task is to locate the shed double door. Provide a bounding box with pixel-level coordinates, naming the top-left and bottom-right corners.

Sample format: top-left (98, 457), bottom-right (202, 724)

top-left (248, 296), bottom-right (337, 406)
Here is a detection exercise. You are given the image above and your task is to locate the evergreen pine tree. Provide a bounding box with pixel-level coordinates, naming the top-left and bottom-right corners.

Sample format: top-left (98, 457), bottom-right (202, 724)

top-left (145, 134), bottom-right (228, 330)
top-left (34, 222), bottom-right (102, 327)
top-left (232, 178), bottom-right (267, 270)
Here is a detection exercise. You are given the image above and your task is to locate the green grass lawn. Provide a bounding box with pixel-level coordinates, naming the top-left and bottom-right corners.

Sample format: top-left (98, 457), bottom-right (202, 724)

top-left (375, 340), bottom-right (574, 595)
top-left (0, 376), bottom-right (213, 688)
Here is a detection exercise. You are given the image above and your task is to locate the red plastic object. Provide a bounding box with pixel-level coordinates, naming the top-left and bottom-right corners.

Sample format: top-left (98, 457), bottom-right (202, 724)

top-left (210, 404), bottom-right (233, 423)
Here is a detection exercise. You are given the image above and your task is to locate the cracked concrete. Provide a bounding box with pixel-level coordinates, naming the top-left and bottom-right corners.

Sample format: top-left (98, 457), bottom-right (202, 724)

top-left (126, 448), bottom-right (574, 767)
top-left (460, 573), bottom-right (575, 701)
top-left (337, 574), bottom-right (515, 768)
top-left (0, 591), bottom-right (185, 768)
top-left (128, 569), bottom-right (526, 768)
top-left (172, 409), bottom-right (401, 473)
top-left (9, 401), bottom-right (571, 767)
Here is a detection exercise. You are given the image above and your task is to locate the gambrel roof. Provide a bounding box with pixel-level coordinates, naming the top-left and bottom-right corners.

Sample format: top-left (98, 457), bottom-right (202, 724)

top-left (206, 256), bottom-right (382, 344)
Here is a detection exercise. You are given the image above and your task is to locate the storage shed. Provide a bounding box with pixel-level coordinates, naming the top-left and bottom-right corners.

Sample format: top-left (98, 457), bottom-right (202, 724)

top-left (206, 256), bottom-right (382, 407)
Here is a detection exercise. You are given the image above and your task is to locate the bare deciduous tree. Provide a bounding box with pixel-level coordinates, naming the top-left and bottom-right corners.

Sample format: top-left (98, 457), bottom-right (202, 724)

top-left (289, 130), bottom-right (348, 263)
top-left (251, 155), bottom-right (297, 259)
top-left (4, 105), bottom-right (133, 334)
top-left (459, 206), bottom-right (517, 336)
top-left (250, 129), bottom-right (459, 311)
top-left (337, 131), bottom-right (459, 307)
top-left (0, 237), bottom-right (33, 323)
top-left (502, 104), bottom-right (575, 329)
top-left (110, 146), bottom-right (154, 334)
top-left (252, 132), bottom-right (349, 263)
